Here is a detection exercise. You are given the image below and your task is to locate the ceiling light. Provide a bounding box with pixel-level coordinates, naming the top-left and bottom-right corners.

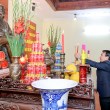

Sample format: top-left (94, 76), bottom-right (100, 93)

top-left (73, 13), bottom-right (77, 21)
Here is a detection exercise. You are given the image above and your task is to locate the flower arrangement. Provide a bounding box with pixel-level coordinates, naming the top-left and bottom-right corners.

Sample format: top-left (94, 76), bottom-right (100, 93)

top-left (47, 25), bottom-right (61, 55)
top-left (5, 0), bottom-right (32, 57)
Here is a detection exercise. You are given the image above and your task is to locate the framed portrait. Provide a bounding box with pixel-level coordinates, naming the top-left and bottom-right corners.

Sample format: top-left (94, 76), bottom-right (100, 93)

top-left (0, 0), bottom-right (8, 21)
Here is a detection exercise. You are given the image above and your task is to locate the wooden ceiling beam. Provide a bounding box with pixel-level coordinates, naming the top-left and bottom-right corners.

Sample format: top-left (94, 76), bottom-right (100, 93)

top-left (45, 0), bottom-right (57, 11)
top-left (46, 0), bottom-right (110, 11)
top-left (56, 0), bottom-right (110, 11)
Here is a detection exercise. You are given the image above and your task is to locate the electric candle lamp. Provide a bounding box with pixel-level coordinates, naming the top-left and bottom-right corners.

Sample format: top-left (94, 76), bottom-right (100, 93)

top-left (20, 56), bottom-right (26, 64)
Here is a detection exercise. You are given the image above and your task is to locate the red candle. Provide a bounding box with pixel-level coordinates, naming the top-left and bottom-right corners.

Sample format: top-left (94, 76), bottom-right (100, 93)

top-left (62, 31), bottom-right (64, 53)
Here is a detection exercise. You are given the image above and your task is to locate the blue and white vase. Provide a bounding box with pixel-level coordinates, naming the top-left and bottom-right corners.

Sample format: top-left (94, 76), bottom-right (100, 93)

top-left (32, 79), bottom-right (78, 110)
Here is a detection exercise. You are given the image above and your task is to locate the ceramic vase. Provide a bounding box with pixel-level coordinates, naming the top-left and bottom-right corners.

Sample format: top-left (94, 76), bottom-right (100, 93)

top-left (9, 56), bottom-right (21, 80)
top-left (32, 79), bottom-right (78, 110)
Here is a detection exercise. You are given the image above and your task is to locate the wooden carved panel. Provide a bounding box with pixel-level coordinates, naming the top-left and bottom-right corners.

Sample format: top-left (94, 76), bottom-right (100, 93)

top-left (0, 101), bottom-right (20, 110)
top-left (0, 78), bottom-right (94, 110)
top-left (46, 0), bottom-right (110, 11)
top-left (0, 101), bottom-right (42, 110)
top-left (59, 0), bottom-right (91, 2)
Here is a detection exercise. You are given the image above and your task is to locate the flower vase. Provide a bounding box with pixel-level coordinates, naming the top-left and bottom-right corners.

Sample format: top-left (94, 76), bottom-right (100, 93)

top-left (9, 56), bottom-right (21, 80)
top-left (32, 79), bottom-right (78, 110)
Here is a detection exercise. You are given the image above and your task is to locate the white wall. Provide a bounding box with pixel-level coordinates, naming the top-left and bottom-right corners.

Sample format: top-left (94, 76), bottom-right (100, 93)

top-left (42, 17), bottom-right (110, 87)
top-left (42, 17), bottom-right (110, 64)
top-left (31, 15), bottom-right (43, 40)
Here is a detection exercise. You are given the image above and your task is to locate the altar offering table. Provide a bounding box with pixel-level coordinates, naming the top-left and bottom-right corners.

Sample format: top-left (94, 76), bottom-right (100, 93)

top-left (0, 78), bottom-right (94, 110)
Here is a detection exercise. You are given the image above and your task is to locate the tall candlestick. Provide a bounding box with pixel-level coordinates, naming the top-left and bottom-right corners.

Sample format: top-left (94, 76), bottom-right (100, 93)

top-left (62, 31), bottom-right (64, 53)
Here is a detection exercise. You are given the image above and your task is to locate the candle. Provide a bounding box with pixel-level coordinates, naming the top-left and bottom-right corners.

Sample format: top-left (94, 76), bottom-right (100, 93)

top-left (75, 43), bottom-right (79, 53)
top-left (87, 50), bottom-right (90, 54)
top-left (87, 50), bottom-right (90, 58)
top-left (82, 44), bottom-right (86, 52)
top-left (62, 31), bottom-right (64, 53)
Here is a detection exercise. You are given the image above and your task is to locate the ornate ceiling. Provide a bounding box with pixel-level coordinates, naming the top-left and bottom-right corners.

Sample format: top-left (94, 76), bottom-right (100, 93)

top-left (46, 0), bottom-right (110, 11)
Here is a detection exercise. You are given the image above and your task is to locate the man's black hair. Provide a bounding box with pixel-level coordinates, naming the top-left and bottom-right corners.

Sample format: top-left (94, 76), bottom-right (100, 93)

top-left (103, 50), bottom-right (110, 60)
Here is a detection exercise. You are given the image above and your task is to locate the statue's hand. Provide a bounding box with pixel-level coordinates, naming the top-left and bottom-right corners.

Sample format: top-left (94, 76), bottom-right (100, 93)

top-left (0, 37), bottom-right (8, 45)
